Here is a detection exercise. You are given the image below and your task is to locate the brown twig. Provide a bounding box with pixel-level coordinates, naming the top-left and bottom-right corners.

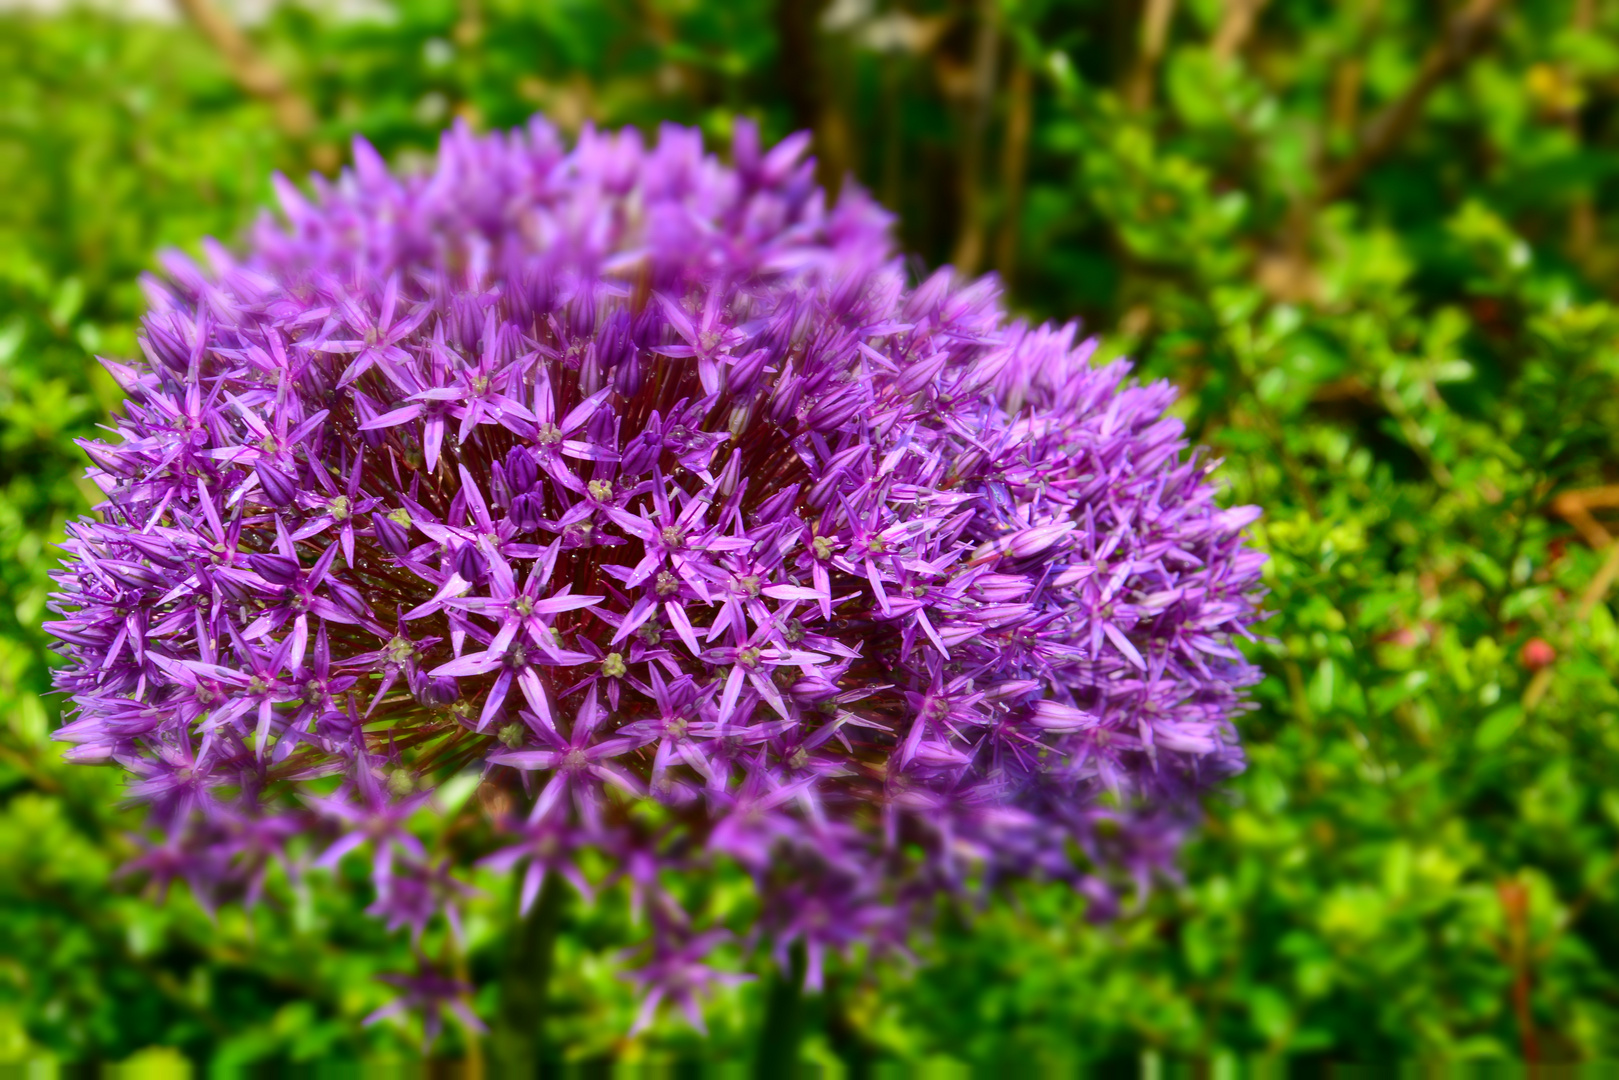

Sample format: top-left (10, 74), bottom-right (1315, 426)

top-left (0, 741), bottom-right (62, 793)
top-left (171, 0), bottom-right (315, 140)
top-left (1497, 879), bottom-right (1541, 1065)
top-left (1523, 486), bottom-right (1619, 711)
top-left (1211, 0), bottom-right (1268, 63)
top-left (1570, 543), bottom-right (1619, 624)
top-left (775, 0), bottom-right (850, 199)
top-left (1316, 0), bottom-right (1509, 206)
top-left (1550, 485), bottom-right (1619, 548)
top-left (949, 0), bottom-right (1001, 275)
top-left (1329, 55), bottom-right (1365, 141)
top-left (993, 57), bottom-right (1032, 285)
top-left (1124, 0), bottom-right (1177, 111)
top-left (1325, 0), bottom-right (1382, 145)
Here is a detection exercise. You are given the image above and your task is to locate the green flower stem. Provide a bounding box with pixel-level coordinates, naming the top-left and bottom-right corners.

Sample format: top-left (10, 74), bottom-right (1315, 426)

top-left (492, 873), bottom-right (567, 1074)
top-left (753, 944), bottom-right (807, 1079)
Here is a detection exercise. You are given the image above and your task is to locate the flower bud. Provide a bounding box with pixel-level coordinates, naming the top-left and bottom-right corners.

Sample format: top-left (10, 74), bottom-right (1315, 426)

top-left (504, 446), bottom-right (538, 493)
top-left (510, 492), bottom-right (545, 531)
top-left (255, 464), bottom-right (300, 507)
top-left (372, 510), bottom-right (413, 559)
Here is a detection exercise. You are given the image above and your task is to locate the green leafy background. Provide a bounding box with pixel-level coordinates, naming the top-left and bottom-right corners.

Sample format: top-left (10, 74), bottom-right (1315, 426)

top-left (5, 0), bottom-right (1619, 1068)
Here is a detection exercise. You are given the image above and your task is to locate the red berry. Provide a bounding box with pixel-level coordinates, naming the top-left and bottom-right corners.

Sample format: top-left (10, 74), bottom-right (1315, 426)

top-left (1521, 637), bottom-right (1556, 670)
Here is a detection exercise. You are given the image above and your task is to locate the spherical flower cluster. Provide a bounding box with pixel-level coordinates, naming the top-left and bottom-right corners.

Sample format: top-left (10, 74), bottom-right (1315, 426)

top-left (47, 116), bottom-right (1265, 1028)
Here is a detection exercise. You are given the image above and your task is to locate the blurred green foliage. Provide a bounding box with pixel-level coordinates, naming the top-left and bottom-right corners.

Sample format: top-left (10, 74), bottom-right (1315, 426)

top-left (7, 0), bottom-right (1619, 1068)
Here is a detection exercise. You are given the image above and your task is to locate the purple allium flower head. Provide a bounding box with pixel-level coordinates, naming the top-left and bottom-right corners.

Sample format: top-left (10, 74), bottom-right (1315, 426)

top-left (47, 116), bottom-right (1265, 1028)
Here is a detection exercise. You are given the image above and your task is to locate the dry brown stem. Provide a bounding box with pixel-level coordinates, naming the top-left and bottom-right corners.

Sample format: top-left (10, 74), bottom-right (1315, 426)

top-left (949, 0), bottom-right (1001, 275)
top-left (1317, 0), bottom-right (1508, 206)
top-left (1522, 485), bottom-right (1619, 711)
top-left (775, 0), bottom-right (850, 198)
top-left (171, 0), bottom-right (315, 140)
top-left (1211, 0), bottom-right (1268, 62)
top-left (993, 59), bottom-right (1032, 284)
top-left (1125, 0), bottom-right (1178, 111)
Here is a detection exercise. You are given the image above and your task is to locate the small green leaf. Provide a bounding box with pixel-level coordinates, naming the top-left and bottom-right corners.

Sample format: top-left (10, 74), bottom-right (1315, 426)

top-left (1475, 705), bottom-right (1524, 751)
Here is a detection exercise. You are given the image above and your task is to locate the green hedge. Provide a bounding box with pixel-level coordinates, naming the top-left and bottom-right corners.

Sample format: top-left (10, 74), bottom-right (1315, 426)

top-left (5, 0), bottom-right (1619, 1066)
